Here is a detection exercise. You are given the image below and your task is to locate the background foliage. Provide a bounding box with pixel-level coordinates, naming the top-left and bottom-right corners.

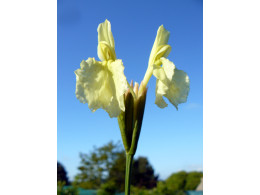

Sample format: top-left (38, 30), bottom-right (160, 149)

top-left (73, 141), bottom-right (158, 192)
top-left (57, 162), bottom-right (70, 186)
top-left (58, 141), bottom-right (203, 194)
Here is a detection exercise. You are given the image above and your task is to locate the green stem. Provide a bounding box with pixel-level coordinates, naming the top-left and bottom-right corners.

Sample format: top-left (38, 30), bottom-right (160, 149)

top-left (125, 153), bottom-right (133, 195)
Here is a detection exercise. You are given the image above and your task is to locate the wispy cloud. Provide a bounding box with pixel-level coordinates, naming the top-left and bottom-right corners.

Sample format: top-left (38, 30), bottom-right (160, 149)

top-left (179, 164), bottom-right (203, 172)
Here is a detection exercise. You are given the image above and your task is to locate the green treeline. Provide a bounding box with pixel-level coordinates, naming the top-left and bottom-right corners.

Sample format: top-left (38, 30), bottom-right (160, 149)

top-left (57, 141), bottom-right (202, 195)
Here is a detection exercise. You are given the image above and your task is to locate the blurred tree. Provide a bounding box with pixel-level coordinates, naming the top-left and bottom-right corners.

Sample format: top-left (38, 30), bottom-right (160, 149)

top-left (97, 180), bottom-right (117, 195)
top-left (74, 141), bottom-right (124, 189)
top-left (108, 155), bottom-right (158, 191)
top-left (184, 171), bottom-right (203, 190)
top-left (153, 181), bottom-right (172, 195)
top-left (57, 162), bottom-right (70, 185)
top-left (166, 171), bottom-right (203, 191)
top-left (132, 157), bottom-right (158, 189)
top-left (57, 181), bottom-right (79, 195)
top-left (166, 171), bottom-right (187, 191)
top-left (74, 141), bottom-right (159, 191)
top-left (107, 150), bottom-right (126, 191)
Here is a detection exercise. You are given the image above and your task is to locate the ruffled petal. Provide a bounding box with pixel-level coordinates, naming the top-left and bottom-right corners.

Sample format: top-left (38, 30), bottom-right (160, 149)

top-left (148, 25), bottom-right (171, 66)
top-left (97, 20), bottom-right (116, 61)
top-left (75, 57), bottom-right (127, 117)
top-left (107, 59), bottom-right (128, 112)
top-left (153, 57), bottom-right (190, 109)
top-left (155, 79), bottom-right (168, 108)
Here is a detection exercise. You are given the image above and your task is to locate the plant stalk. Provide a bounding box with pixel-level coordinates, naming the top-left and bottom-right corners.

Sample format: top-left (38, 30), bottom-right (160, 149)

top-left (125, 153), bottom-right (133, 195)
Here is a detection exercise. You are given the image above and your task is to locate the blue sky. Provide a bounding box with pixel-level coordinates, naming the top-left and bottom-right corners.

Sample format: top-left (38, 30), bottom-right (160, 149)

top-left (58, 0), bottom-right (202, 180)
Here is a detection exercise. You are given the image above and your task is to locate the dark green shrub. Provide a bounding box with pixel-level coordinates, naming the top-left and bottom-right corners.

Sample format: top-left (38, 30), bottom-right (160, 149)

top-left (57, 181), bottom-right (79, 195)
top-left (166, 171), bottom-right (187, 191)
top-left (184, 172), bottom-right (203, 190)
top-left (97, 180), bottom-right (117, 195)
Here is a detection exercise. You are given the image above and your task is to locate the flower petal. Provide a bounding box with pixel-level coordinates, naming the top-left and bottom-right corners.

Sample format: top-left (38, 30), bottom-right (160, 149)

top-left (153, 58), bottom-right (190, 109)
top-left (155, 79), bottom-right (168, 108)
top-left (75, 57), bottom-right (127, 117)
top-left (107, 59), bottom-right (128, 112)
top-left (149, 25), bottom-right (171, 66)
top-left (97, 20), bottom-right (116, 61)
top-left (98, 19), bottom-right (115, 48)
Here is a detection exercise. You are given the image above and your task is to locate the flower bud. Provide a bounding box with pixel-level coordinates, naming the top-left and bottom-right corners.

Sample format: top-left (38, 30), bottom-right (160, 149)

top-left (117, 83), bottom-right (148, 155)
top-left (118, 87), bottom-right (134, 152)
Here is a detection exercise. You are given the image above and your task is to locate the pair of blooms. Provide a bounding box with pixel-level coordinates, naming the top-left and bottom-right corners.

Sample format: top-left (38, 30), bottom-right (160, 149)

top-left (75, 20), bottom-right (190, 118)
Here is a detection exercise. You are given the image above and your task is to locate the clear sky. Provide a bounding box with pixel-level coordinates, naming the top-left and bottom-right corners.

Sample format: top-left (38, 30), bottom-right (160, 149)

top-left (58, 0), bottom-right (203, 181)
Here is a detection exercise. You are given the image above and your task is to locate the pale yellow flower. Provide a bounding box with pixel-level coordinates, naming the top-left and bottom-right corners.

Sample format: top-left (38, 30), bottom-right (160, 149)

top-left (75, 20), bottom-right (128, 117)
top-left (153, 58), bottom-right (190, 109)
top-left (97, 19), bottom-right (116, 61)
top-left (142, 25), bottom-right (171, 88)
top-left (142, 25), bottom-right (190, 109)
top-left (148, 25), bottom-right (171, 68)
